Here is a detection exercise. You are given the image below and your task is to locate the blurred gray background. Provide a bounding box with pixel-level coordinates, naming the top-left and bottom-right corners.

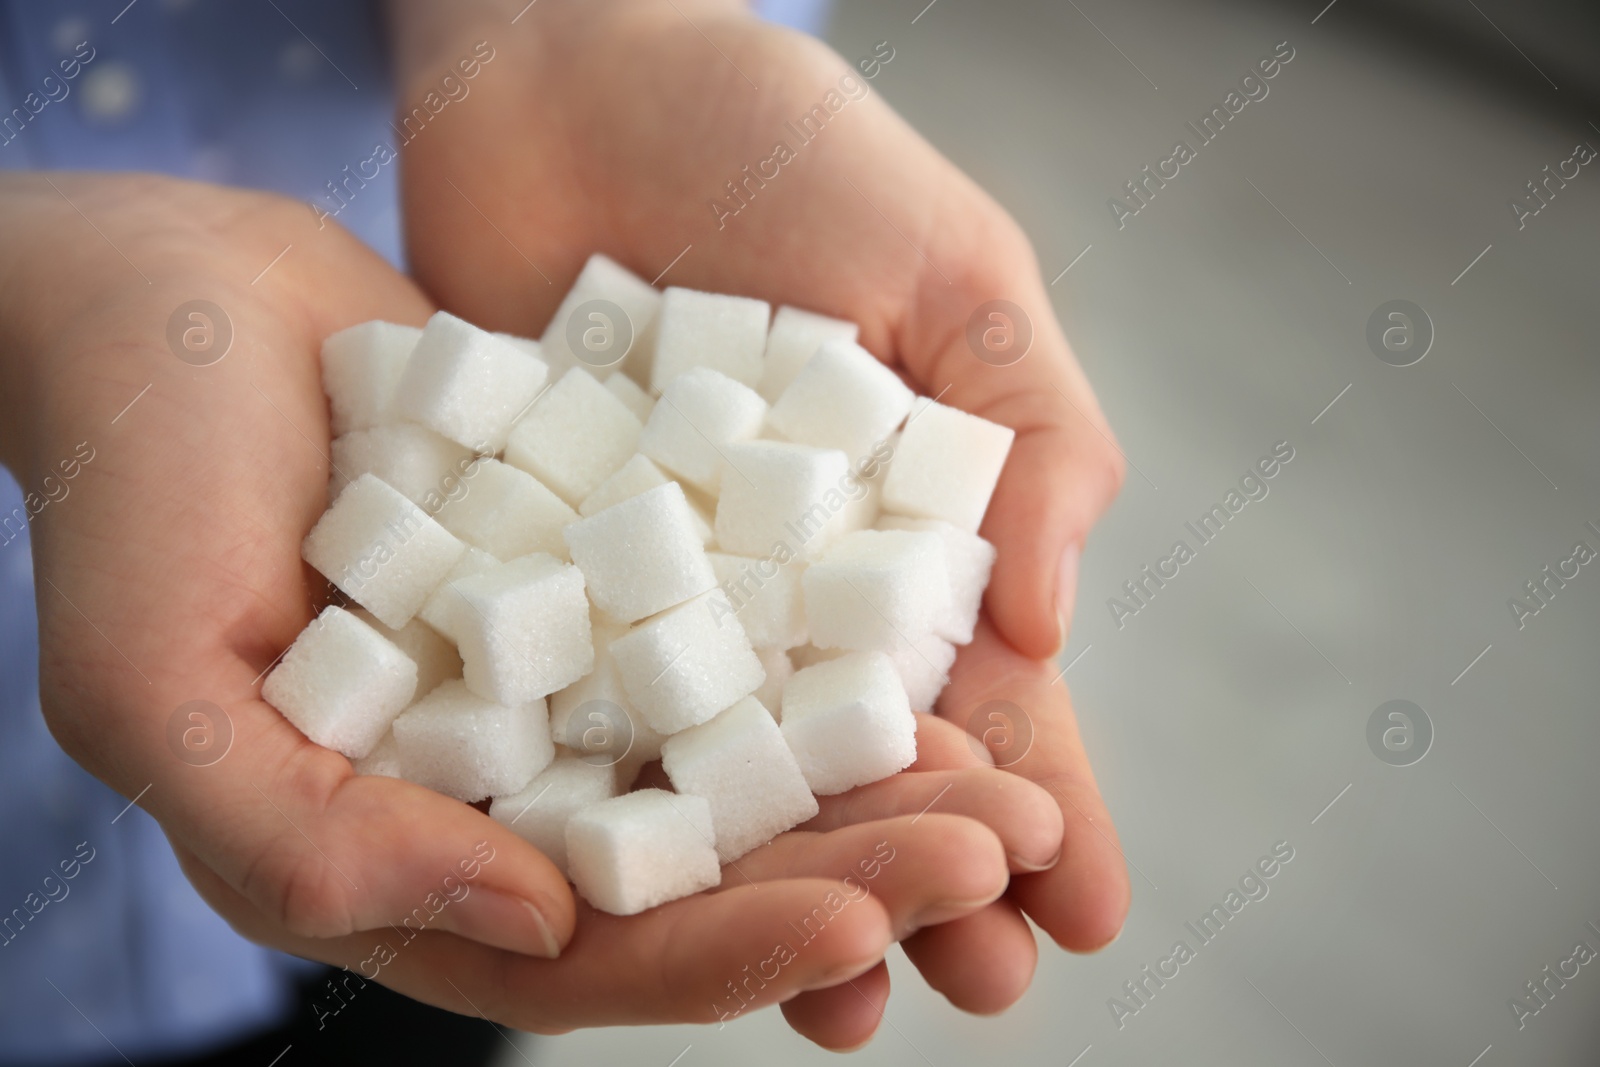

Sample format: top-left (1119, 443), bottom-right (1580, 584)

top-left (511, 0), bottom-right (1600, 1063)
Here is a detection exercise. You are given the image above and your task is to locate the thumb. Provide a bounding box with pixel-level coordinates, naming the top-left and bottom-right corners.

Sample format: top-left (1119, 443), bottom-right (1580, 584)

top-left (208, 718), bottom-right (577, 958)
top-left (72, 682), bottom-right (576, 959)
top-left (162, 700), bottom-right (572, 959)
top-left (902, 243), bottom-right (1126, 660)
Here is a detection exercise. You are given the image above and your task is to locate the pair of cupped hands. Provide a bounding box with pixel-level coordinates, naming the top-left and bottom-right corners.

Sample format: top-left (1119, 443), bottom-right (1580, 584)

top-left (0, 0), bottom-right (1128, 1050)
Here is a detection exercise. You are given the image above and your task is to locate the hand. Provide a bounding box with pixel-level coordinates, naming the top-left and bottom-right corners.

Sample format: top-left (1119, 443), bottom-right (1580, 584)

top-left (0, 173), bottom-right (1052, 1038)
top-left (0, 172), bottom-right (581, 956)
top-left (395, 0), bottom-right (1131, 1046)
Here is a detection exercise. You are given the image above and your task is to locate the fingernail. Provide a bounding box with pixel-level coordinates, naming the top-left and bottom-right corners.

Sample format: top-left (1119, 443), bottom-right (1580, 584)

top-left (1010, 846), bottom-right (1062, 874)
top-left (440, 888), bottom-right (561, 958)
top-left (1056, 543), bottom-right (1080, 631)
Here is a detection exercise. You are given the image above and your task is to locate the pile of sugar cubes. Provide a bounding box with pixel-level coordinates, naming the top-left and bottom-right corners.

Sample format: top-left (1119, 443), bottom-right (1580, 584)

top-left (262, 255), bottom-right (1013, 916)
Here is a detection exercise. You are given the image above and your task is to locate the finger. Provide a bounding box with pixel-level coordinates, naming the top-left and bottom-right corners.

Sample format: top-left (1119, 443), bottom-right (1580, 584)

top-left (975, 313), bottom-right (1125, 658)
top-left (781, 959), bottom-right (889, 1051)
top-left (901, 899), bottom-right (1037, 1015)
top-left (27, 280), bottom-right (575, 958)
top-left (804, 767), bottom-right (1064, 874)
top-left (724, 815), bottom-right (1010, 938)
top-left (475, 880), bottom-right (892, 1030)
top-left (179, 851), bottom-right (894, 1033)
top-left (941, 620), bottom-right (1131, 951)
top-left (907, 709), bottom-right (994, 770)
top-left (896, 231), bottom-right (1126, 659)
top-left (170, 701), bottom-right (576, 957)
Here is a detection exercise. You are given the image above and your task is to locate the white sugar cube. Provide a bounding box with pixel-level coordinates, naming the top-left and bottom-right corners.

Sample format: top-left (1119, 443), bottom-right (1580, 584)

top-left (392, 310), bottom-right (550, 452)
top-left (590, 610), bottom-right (630, 649)
top-left (752, 647), bottom-right (794, 714)
top-left (489, 756), bottom-right (621, 879)
top-left (836, 450), bottom-right (888, 536)
top-left (803, 529), bottom-right (949, 650)
top-left (303, 474), bottom-right (467, 629)
top-left (768, 340), bottom-right (914, 463)
top-left (580, 453), bottom-right (716, 545)
top-left (781, 651), bottom-right (915, 794)
top-left (329, 425), bottom-right (476, 513)
top-left (539, 254), bottom-right (663, 384)
top-left (688, 502), bottom-right (713, 547)
top-left (549, 649), bottom-right (667, 764)
top-left (453, 554), bottom-right (593, 705)
top-left (758, 305), bottom-right (860, 403)
top-left (434, 458), bottom-right (577, 562)
top-left (885, 631), bottom-right (957, 712)
top-left (321, 321), bottom-right (421, 435)
top-left (304, 303), bottom-right (992, 852)
top-left (709, 552), bottom-right (807, 650)
top-left (578, 453), bottom-right (668, 516)
top-left (566, 789), bottom-right (722, 915)
top-left (682, 489), bottom-right (716, 546)
top-left (351, 729), bottom-right (402, 777)
top-left (504, 368), bottom-right (643, 506)
top-left (876, 516), bottom-right (995, 645)
top-left (714, 441), bottom-right (851, 558)
top-left (651, 287), bottom-right (769, 392)
top-left (417, 545), bottom-right (499, 643)
top-left (639, 369), bottom-right (768, 494)
top-left (610, 591), bottom-right (765, 734)
top-left (392, 680), bottom-right (554, 801)
top-left (883, 400), bottom-right (1014, 533)
top-left (263, 606), bottom-right (417, 758)
top-left (493, 332), bottom-right (543, 359)
top-left (605, 373), bottom-right (654, 422)
top-left (661, 696), bottom-right (818, 861)
top-left (563, 482), bottom-right (716, 623)
top-left (351, 609), bottom-right (462, 697)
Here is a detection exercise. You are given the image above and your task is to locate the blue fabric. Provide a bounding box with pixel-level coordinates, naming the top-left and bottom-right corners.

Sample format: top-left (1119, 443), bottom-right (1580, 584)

top-left (0, 0), bottom-right (834, 1061)
top-left (0, 0), bottom-right (405, 266)
top-left (0, 471), bottom-right (307, 1066)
